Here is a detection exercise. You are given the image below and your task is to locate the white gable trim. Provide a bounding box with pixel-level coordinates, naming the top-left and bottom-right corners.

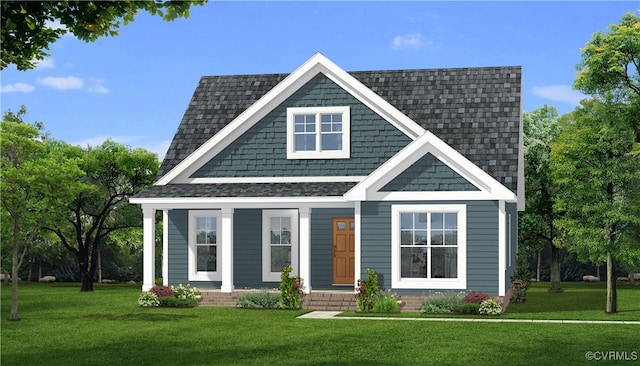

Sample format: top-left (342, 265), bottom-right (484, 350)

top-left (344, 131), bottom-right (517, 202)
top-left (157, 53), bottom-right (426, 186)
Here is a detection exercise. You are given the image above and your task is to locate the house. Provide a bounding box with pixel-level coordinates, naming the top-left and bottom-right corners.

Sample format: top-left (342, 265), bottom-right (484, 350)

top-left (131, 53), bottom-right (523, 299)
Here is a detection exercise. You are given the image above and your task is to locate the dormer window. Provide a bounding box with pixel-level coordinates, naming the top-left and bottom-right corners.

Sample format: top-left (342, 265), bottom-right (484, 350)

top-left (286, 106), bottom-right (350, 159)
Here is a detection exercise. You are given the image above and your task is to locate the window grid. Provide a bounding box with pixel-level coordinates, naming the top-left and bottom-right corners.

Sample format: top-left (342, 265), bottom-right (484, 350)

top-left (400, 212), bottom-right (458, 279)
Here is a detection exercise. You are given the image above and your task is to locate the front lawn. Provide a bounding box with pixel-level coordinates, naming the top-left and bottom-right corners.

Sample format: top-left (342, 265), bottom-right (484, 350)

top-left (1, 282), bottom-right (638, 366)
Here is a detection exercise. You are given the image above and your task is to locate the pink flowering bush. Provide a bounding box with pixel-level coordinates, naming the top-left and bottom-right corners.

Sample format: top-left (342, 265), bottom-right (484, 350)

top-left (279, 265), bottom-right (304, 309)
top-left (355, 268), bottom-right (379, 312)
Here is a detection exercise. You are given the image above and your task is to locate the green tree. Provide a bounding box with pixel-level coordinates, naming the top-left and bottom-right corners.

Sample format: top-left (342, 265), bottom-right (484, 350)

top-left (1, 0), bottom-right (206, 70)
top-left (43, 140), bottom-right (159, 292)
top-left (551, 99), bottom-right (640, 314)
top-left (519, 105), bottom-right (563, 292)
top-left (1, 107), bottom-right (83, 321)
top-left (575, 11), bottom-right (640, 141)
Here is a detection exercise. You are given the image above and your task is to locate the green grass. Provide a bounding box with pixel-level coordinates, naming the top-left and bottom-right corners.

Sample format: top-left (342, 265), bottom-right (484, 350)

top-left (341, 282), bottom-right (640, 321)
top-left (2, 282), bottom-right (639, 366)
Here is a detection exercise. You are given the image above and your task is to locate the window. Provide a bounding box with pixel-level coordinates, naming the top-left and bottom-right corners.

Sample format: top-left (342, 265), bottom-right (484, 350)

top-left (287, 106), bottom-right (350, 159)
top-left (189, 210), bottom-right (222, 281)
top-left (391, 205), bottom-right (466, 289)
top-left (262, 210), bottom-right (299, 282)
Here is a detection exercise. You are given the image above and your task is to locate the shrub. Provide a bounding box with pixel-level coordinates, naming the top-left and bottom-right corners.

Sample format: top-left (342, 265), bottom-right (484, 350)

top-left (479, 299), bottom-right (503, 315)
top-left (158, 296), bottom-right (186, 308)
top-left (279, 266), bottom-right (304, 309)
top-left (372, 291), bottom-right (402, 313)
top-left (237, 291), bottom-right (281, 309)
top-left (138, 292), bottom-right (159, 307)
top-left (171, 284), bottom-right (201, 307)
top-left (510, 279), bottom-right (529, 303)
top-left (420, 292), bottom-right (464, 314)
top-left (454, 303), bottom-right (481, 314)
top-left (355, 268), bottom-right (379, 312)
top-left (463, 291), bottom-right (490, 304)
top-left (150, 285), bottom-right (176, 298)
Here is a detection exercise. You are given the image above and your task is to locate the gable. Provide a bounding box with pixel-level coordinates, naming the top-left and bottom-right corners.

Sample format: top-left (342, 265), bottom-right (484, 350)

top-left (190, 73), bottom-right (411, 179)
top-left (380, 153), bottom-right (479, 192)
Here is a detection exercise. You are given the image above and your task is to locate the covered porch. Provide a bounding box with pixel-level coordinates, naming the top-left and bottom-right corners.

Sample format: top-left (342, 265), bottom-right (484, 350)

top-left (133, 194), bottom-right (362, 295)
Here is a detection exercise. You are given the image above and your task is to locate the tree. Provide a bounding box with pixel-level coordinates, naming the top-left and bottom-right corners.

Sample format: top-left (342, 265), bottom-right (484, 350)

top-left (574, 11), bottom-right (640, 141)
top-left (43, 140), bottom-right (159, 292)
top-left (551, 98), bottom-right (640, 314)
top-left (1, 0), bottom-right (206, 70)
top-left (519, 105), bottom-right (563, 292)
top-left (1, 107), bottom-right (83, 321)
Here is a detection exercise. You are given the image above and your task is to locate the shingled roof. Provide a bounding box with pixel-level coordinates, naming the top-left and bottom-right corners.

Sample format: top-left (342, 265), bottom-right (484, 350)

top-left (157, 65), bottom-right (521, 194)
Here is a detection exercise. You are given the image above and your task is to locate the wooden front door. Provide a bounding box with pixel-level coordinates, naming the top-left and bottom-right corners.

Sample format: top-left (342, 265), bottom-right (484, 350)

top-left (332, 218), bottom-right (355, 285)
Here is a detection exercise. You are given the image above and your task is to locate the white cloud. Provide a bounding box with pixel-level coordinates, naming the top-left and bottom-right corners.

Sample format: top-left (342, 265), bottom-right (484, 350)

top-left (87, 78), bottom-right (110, 94)
top-left (34, 58), bottom-right (56, 69)
top-left (38, 76), bottom-right (84, 90)
top-left (392, 33), bottom-right (432, 50)
top-left (531, 85), bottom-right (585, 106)
top-left (1, 82), bottom-right (36, 93)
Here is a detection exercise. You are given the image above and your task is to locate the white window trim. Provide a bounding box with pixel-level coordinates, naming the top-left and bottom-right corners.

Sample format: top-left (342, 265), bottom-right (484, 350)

top-left (188, 210), bottom-right (222, 282)
top-left (262, 209), bottom-right (299, 282)
top-left (286, 106), bottom-right (350, 159)
top-left (391, 204), bottom-right (467, 290)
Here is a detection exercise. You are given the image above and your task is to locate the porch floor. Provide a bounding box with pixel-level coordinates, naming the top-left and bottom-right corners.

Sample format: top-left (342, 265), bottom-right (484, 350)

top-left (198, 289), bottom-right (423, 312)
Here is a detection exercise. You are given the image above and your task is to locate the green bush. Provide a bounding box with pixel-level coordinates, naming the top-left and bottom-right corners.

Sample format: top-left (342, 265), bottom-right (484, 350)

top-left (355, 268), bottom-right (379, 312)
top-left (420, 292), bottom-right (464, 314)
top-left (171, 284), bottom-right (201, 307)
top-left (371, 291), bottom-right (402, 313)
top-left (158, 296), bottom-right (187, 308)
top-left (479, 299), bottom-right (503, 315)
top-left (279, 266), bottom-right (304, 309)
top-left (454, 303), bottom-right (481, 314)
top-left (510, 279), bottom-right (529, 303)
top-left (138, 292), bottom-right (159, 307)
top-left (237, 291), bottom-right (281, 309)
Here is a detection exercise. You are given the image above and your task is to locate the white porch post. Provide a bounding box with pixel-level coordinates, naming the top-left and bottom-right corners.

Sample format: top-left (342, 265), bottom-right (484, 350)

top-left (220, 208), bottom-right (234, 293)
top-left (354, 201), bottom-right (361, 289)
top-left (142, 206), bottom-right (156, 292)
top-left (498, 200), bottom-right (506, 296)
top-left (162, 210), bottom-right (169, 286)
top-left (299, 207), bottom-right (312, 294)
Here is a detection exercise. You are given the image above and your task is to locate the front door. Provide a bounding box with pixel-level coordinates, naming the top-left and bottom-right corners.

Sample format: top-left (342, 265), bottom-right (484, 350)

top-left (332, 217), bottom-right (355, 285)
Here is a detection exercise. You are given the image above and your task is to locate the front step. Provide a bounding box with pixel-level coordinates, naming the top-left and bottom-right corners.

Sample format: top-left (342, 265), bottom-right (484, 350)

top-left (302, 292), bottom-right (356, 311)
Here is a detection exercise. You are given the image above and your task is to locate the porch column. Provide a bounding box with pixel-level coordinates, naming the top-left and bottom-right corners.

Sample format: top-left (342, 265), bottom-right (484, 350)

top-left (498, 201), bottom-right (506, 296)
top-left (142, 207), bottom-right (156, 292)
top-left (354, 201), bottom-right (361, 289)
top-left (220, 208), bottom-right (234, 293)
top-left (299, 207), bottom-right (312, 293)
top-left (162, 210), bottom-right (169, 286)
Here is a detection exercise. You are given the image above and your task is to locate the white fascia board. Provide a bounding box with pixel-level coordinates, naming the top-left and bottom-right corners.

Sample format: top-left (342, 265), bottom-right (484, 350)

top-left (368, 191), bottom-right (516, 202)
top-left (344, 131), bottom-right (516, 202)
top-left (158, 52), bottom-right (425, 185)
top-left (129, 196), bottom-right (354, 210)
top-left (186, 176), bottom-right (367, 184)
top-left (517, 102), bottom-right (525, 211)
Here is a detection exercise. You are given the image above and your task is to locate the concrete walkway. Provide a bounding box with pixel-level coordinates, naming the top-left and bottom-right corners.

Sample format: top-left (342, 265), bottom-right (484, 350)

top-left (297, 311), bottom-right (640, 324)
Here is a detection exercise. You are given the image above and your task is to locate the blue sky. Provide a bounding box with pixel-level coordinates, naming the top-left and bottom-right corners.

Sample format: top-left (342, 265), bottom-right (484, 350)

top-left (1, 1), bottom-right (637, 160)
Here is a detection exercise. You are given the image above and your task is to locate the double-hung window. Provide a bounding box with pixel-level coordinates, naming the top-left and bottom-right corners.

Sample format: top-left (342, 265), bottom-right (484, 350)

top-left (286, 106), bottom-right (350, 159)
top-left (262, 210), bottom-right (299, 282)
top-left (189, 210), bottom-right (222, 281)
top-left (391, 204), bottom-right (466, 289)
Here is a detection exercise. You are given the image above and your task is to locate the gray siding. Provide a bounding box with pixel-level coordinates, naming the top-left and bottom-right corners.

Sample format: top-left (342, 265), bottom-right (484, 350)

top-left (191, 73), bottom-right (411, 178)
top-left (310, 208), bottom-right (355, 289)
top-left (360, 201), bottom-right (501, 295)
top-left (167, 209), bottom-right (198, 286)
top-left (233, 209), bottom-right (264, 288)
top-left (381, 153), bottom-right (479, 192)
